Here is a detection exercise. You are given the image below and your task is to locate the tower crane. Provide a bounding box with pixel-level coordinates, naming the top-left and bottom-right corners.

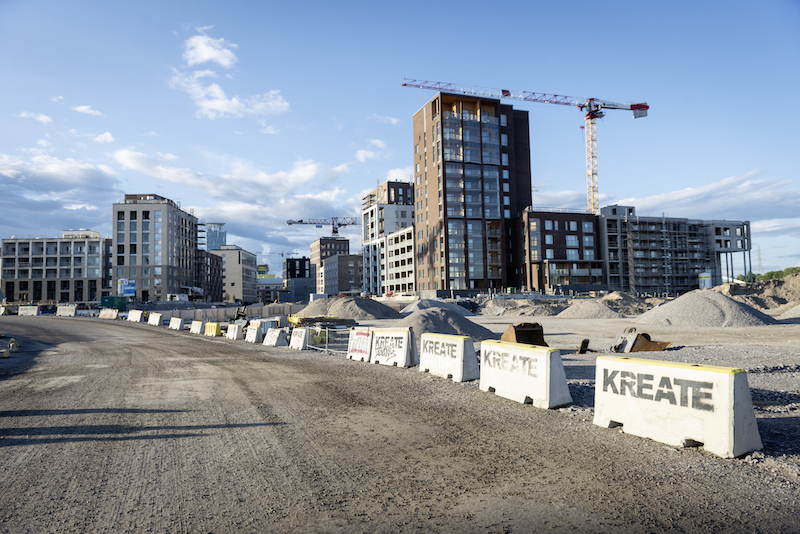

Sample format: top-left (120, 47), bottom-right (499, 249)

top-left (402, 78), bottom-right (649, 215)
top-left (285, 217), bottom-right (359, 235)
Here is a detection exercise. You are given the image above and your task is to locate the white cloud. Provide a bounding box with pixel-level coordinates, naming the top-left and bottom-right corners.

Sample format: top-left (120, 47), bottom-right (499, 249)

top-left (64, 203), bottom-right (99, 210)
top-left (384, 167), bottom-right (413, 183)
top-left (157, 152), bottom-right (178, 160)
top-left (369, 114), bottom-right (401, 126)
top-left (18, 112), bottom-right (53, 125)
top-left (257, 120), bottom-right (279, 134)
top-left (170, 70), bottom-right (290, 120)
top-left (37, 140), bottom-right (52, 148)
top-left (369, 139), bottom-right (386, 149)
top-left (183, 34), bottom-right (239, 68)
top-left (71, 105), bottom-right (103, 116)
top-left (51, 96), bottom-right (64, 103)
top-left (113, 149), bottom-right (218, 192)
top-left (93, 132), bottom-right (115, 143)
top-left (355, 149), bottom-right (378, 162)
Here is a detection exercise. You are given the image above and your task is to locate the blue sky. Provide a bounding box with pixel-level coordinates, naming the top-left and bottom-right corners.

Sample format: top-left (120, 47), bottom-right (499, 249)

top-left (2, 0), bottom-right (798, 275)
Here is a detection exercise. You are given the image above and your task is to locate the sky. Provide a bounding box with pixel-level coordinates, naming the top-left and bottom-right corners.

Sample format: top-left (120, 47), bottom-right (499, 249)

top-left (1, 0), bottom-right (798, 276)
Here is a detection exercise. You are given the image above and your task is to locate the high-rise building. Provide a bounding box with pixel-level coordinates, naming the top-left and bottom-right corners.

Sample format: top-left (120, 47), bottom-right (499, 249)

top-left (385, 226), bottom-right (415, 294)
top-left (412, 92), bottom-right (532, 293)
top-left (112, 194), bottom-right (198, 302)
top-left (1, 230), bottom-right (112, 303)
top-left (361, 181), bottom-right (415, 295)
top-left (209, 244), bottom-right (257, 304)
top-left (310, 237), bottom-right (349, 294)
top-left (196, 249), bottom-right (223, 302)
top-left (321, 254), bottom-right (363, 296)
top-left (204, 222), bottom-right (226, 251)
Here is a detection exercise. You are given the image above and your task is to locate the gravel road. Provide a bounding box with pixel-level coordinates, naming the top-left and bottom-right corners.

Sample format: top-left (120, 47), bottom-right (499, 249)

top-left (0, 316), bottom-right (798, 533)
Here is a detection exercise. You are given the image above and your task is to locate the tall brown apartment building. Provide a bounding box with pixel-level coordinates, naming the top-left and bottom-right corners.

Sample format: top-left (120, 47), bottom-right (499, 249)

top-left (412, 92), bottom-right (531, 292)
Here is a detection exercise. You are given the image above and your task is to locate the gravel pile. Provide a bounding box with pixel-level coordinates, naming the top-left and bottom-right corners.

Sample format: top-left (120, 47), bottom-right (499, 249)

top-left (635, 290), bottom-right (777, 327)
top-left (556, 300), bottom-right (621, 319)
top-left (401, 298), bottom-right (474, 316)
top-left (478, 298), bottom-right (567, 317)
top-left (392, 308), bottom-right (497, 346)
top-left (600, 291), bottom-right (662, 316)
top-left (297, 297), bottom-right (403, 320)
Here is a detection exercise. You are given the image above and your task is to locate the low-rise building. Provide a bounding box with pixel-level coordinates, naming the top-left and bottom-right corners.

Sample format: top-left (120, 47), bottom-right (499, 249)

top-left (322, 254), bottom-right (363, 296)
top-left (1, 230), bottom-right (112, 303)
top-left (386, 227), bottom-right (415, 295)
top-left (209, 245), bottom-right (257, 304)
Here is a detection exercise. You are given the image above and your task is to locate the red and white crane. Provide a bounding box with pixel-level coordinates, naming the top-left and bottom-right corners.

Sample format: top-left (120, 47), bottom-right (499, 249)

top-left (402, 78), bottom-right (649, 215)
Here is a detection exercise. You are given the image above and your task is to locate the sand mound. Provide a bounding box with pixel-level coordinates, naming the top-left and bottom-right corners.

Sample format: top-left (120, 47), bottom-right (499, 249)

top-left (296, 297), bottom-right (402, 320)
top-left (478, 298), bottom-right (567, 317)
top-left (557, 300), bottom-right (621, 319)
top-left (635, 290), bottom-right (776, 327)
top-left (393, 308), bottom-right (496, 346)
top-left (713, 272), bottom-right (800, 310)
top-left (402, 299), bottom-right (473, 316)
top-left (601, 291), bottom-right (662, 316)
top-left (778, 302), bottom-right (800, 319)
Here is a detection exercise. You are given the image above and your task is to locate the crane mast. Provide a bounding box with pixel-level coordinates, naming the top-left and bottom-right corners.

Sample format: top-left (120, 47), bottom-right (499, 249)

top-left (402, 78), bottom-right (648, 215)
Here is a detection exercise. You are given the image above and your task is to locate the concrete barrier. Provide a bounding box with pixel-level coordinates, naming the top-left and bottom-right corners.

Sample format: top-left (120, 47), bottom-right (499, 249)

top-left (0, 307), bottom-right (6, 316)
top-left (263, 328), bottom-right (289, 347)
top-left (204, 322), bottom-right (222, 337)
top-left (226, 324), bottom-right (244, 340)
top-left (18, 306), bottom-right (40, 316)
top-left (593, 356), bottom-right (763, 458)
top-left (479, 340), bottom-right (572, 408)
top-left (346, 329), bottom-right (373, 361)
top-left (190, 320), bottom-right (204, 334)
top-left (419, 333), bottom-right (480, 382)
top-left (56, 305), bottom-right (77, 317)
top-left (169, 317), bottom-right (185, 331)
top-left (147, 312), bottom-right (162, 326)
top-left (127, 310), bottom-right (145, 323)
top-left (98, 308), bottom-right (119, 320)
top-left (245, 324), bottom-right (264, 343)
top-left (370, 328), bottom-right (418, 367)
top-left (289, 328), bottom-right (309, 350)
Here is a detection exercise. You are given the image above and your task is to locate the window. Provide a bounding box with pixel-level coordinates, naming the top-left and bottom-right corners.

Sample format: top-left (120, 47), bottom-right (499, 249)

top-left (545, 235), bottom-right (554, 245)
top-left (501, 153), bottom-right (509, 166)
top-left (566, 235), bottom-right (579, 247)
top-left (567, 249), bottom-right (580, 260)
top-left (569, 221), bottom-right (578, 232)
top-left (546, 249), bottom-right (554, 259)
top-left (545, 220), bottom-right (553, 231)
top-left (501, 133), bottom-right (508, 146)
top-left (500, 114), bottom-right (507, 127)
top-left (583, 235), bottom-right (594, 247)
top-left (582, 221), bottom-right (594, 233)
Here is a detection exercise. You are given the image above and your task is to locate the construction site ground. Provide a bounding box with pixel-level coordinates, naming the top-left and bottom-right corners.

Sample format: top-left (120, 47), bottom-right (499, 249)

top-left (0, 315), bottom-right (798, 533)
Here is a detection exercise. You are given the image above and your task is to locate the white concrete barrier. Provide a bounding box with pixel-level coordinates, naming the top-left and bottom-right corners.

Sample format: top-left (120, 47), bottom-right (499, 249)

top-left (593, 356), bottom-right (763, 458)
top-left (226, 324), bottom-right (244, 340)
top-left (204, 322), bottom-right (222, 337)
top-left (346, 329), bottom-right (373, 361)
top-left (99, 308), bottom-right (119, 320)
top-left (56, 305), bottom-right (77, 317)
top-left (168, 317), bottom-right (185, 331)
top-left (18, 306), bottom-right (40, 317)
top-left (245, 325), bottom-right (263, 343)
top-left (147, 312), bottom-right (162, 326)
top-left (263, 328), bottom-right (289, 347)
top-left (190, 320), bottom-right (204, 334)
top-left (479, 340), bottom-right (572, 408)
top-left (419, 333), bottom-right (480, 382)
top-left (127, 310), bottom-right (145, 323)
top-left (370, 328), bottom-right (418, 368)
top-left (0, 307), bottom-right (6, 316)
top-left (289, 328), bottom-right (309, 350)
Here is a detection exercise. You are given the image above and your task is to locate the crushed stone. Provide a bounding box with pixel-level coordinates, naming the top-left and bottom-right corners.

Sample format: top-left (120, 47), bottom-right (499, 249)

top-left (713, 272), bottom-right (800, 310)
top-left (635, 290), bottom-right (777, 327)
top-left (402, 299), bottom-right (473, 316)
top-left (477, 298), bottom-right (567, 317)
top-left (297, 297), bottom-right (403, 320)
top-left (600, 291), bottom-right (663, 316)
top-left (392, 308), bottom-right (497, 346)
top-left (557, 300), bottom-right (621, 319)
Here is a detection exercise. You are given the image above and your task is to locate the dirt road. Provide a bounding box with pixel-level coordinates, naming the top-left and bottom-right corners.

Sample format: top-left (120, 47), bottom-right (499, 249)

top-left (0, 316), bottom-right (797, 533)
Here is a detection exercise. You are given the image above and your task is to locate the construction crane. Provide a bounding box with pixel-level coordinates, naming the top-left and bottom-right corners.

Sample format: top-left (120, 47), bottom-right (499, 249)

top-left (402, 78), bottom-right (649, 215)
top-left (285, 217), bottom-right (359, 235)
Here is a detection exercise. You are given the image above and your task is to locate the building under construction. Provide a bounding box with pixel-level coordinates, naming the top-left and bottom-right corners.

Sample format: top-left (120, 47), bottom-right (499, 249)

top-left (600, 205), bottom-right (751, 295)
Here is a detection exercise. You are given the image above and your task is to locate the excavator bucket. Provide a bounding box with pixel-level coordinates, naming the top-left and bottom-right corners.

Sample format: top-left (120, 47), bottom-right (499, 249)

top-left (611, 327), bottom-right (671, 353)
top-left (500, 323), bottom-right (548, 347)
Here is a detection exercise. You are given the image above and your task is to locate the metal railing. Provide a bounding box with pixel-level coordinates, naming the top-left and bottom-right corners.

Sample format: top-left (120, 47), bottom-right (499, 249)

top-left (306, 327), bottom-right (352, 354)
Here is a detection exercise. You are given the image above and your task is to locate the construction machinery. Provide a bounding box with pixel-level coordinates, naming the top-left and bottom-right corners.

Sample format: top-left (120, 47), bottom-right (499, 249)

top-left (286, 217), bottom-right (359, 235)
top-left (402, 78), bottom-right (648, 215)
top-left (611, 327), bottom-right (671, 353)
